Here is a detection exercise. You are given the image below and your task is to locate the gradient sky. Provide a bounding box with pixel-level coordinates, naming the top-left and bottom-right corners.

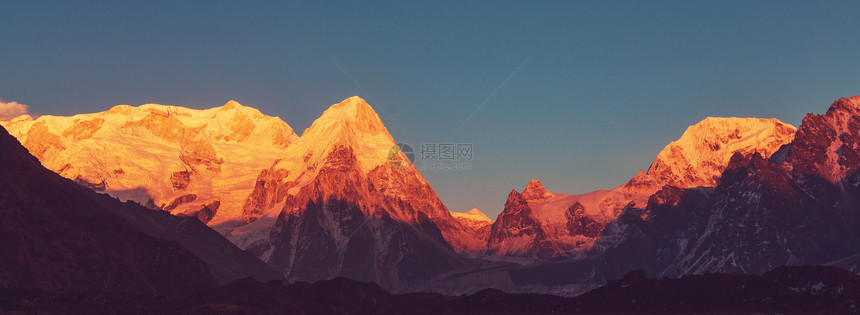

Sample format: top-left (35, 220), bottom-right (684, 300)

top-left (2, 1), bottom-right (860, 217)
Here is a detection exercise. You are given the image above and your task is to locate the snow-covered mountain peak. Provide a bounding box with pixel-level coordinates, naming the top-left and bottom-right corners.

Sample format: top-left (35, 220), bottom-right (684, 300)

top-left (303, 96), bottom-right (391, 139)
top-left (234, 98), bottom-right (472, 281)
top-left (269, 97), bottom-right (402, 181)
top-left (221, 100), bottom-right (242, 110)
top-left (7, 114), bottom-right (33, 122)
top-left (622, 117), bottom-right (796, 192)
top-left (239, 96), bottom-right (454, 232)
top-left (0, 101), bottom-right (299, 224)
top-left (451, 208), bottom-right (493, 224)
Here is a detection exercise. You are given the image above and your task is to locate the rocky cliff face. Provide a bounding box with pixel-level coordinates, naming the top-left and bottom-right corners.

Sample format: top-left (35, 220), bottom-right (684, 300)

top-left (487, 190), bottom-right (548, 256)
top-left (660, 153), bottom-right (846, 276)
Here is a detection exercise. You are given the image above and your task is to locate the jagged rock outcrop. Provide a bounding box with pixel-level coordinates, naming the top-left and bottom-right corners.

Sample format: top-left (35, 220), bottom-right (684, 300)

top-left (487, 180), bottom-right (647, 259)
top-left (487, 190), bottom-right (547, 256)
top-left (564, 202), bottom-right (603, 238)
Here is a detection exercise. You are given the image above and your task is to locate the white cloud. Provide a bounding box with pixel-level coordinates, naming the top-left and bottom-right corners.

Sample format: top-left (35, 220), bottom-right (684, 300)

top-left (0, 99), bottom-right (30, 121)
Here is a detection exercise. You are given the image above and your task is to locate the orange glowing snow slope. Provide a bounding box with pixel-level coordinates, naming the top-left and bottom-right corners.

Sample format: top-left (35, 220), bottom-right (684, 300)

top-left (0, 101), bottom-right (298, 224)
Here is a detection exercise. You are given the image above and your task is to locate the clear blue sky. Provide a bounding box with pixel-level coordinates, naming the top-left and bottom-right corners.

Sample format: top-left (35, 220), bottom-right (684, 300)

top-left (2, 1), bottom-right (859, 217)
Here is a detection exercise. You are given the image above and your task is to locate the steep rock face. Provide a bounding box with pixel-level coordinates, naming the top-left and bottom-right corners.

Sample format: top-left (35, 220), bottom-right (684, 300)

top-left (785, 96), bottom-right (860, 212)
top-left (266, 198), bottom-right (465, 289)
top-left (229, 97), bottom-right (471, 289)
top-left (0, 125), bottom-right (217, 295)
top-left (564, 203), bottom-right (603, 238)
top-left (0, 101), bottom-right (298, 224)
top-left (487, 117), bottom-right (797, 259)
top-left (487, 190), bottom-right (547, 256)
top-left (663, 153), bottom-right (846, 276)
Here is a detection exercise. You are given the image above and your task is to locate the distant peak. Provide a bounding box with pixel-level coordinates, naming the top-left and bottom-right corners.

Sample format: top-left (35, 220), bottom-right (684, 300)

top-left (450, 208), bottom-right (493, 223)
top-left (305, 96), bottom-right (389, 138)
top-left (221, 100), bottom-right (243, 110)
top-left (522, 179), bottom-right (552, 201)
top-left (324, 96), bottom-right (376, 118)
top-left (465, 208), bottom-right (484, 215)
top-left (525, 179), bottom-right (544, 191)
top-left (695, 116), bottom-right (786, 126)
top-left (5, 114), bottom-right (34, 123)
top-left (332, 96), bottom-right (367, 107)
top-left (107, 104), bottom-right (134, 115)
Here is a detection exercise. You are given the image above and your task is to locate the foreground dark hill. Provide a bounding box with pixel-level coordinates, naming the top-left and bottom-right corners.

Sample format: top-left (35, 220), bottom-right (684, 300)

top-left (2, 266), bottom-right (858, 314)
top-left (0, 125), bottom-right (281, 294)
top-left (95, 197), bottom-right (284, 285)
top-left (0, 126), bottom-right (213, 294)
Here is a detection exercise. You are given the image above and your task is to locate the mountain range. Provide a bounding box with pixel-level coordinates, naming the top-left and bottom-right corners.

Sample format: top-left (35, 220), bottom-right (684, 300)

top-left (487, 117), bottom-right (798, 259)
top-left (3, 95), bottom-right (860, 300)
top-left (1, 101), bottom-right (297, 224)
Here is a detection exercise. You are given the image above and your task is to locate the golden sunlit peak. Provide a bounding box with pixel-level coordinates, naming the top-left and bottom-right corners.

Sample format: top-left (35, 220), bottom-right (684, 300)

top-left (330, 96), bottom-right (370, 110)
top-left (526, 179), bottom-right (544, 188)
top-left (311, 96), bottom-right (387, 136)
top-left (221, 100), bottom-right (242, 110)
top-left (450, 208), bottom-right (493, 224)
